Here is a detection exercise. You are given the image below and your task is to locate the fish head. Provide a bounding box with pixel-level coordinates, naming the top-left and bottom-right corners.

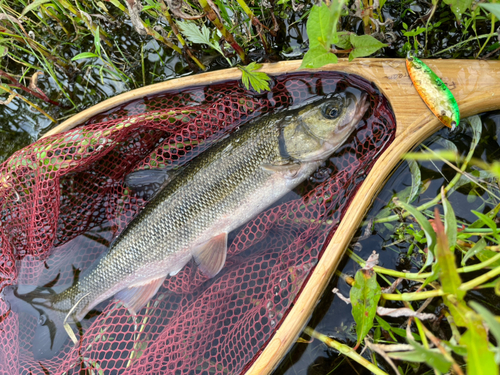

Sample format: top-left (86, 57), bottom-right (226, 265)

top-left (282, 90), bottom-right (369, 162)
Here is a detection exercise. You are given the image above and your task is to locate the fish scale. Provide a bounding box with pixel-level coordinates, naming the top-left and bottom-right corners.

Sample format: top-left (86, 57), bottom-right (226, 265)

top-left (58, 117), bottom-right (284, 315)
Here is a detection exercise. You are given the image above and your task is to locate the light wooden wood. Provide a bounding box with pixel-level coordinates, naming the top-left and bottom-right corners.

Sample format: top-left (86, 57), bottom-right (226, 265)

top-left (43, 59), bottom-right (500, 373)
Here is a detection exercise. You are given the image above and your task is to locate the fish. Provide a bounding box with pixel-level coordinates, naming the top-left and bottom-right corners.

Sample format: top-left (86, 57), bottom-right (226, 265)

top-left (3, 88), bottom-right (369, 359)
top-left (406, 52), bottom-right (460, 130)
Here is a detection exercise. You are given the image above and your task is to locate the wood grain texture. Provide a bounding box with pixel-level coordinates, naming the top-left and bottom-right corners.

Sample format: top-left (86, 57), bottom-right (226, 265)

top-left (247, 60), bottom-right (500, 374)
top-left (43, 59), bottom-right (500, 373)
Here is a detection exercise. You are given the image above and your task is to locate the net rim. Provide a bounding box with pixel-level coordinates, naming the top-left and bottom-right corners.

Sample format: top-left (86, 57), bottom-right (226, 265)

top-left (38, 58), bottom-right (500, 374)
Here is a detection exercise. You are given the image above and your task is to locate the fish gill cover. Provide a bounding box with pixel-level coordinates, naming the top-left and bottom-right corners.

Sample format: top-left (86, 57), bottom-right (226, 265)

top-left (0, 72), bottom-right (395, 375)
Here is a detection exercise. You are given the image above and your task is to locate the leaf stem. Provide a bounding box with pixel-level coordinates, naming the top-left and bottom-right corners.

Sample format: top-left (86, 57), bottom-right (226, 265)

top-left (348, 249), bottom-right (500, 280)
top-left (197, 0), bottom-right (248, 63)
top-left (430, 32), bottom-right (497, 56)
top-left (459, 265), bottom-right (500, 291)
top-left (235, 0), bottom-right (271, 53)
top-left (303, 326), bottom-right (389, 375)
top-left (382, 288), bottom-right (443, 301)
top-left (476, 14), bottom-right (496, 58)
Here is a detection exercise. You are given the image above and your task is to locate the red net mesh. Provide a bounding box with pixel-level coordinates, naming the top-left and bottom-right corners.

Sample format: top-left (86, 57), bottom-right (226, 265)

top-left (0, 72), bottom-right (395, 375)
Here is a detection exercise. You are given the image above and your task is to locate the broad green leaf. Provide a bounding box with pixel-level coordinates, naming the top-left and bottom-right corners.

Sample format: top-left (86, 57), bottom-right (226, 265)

top-left (435, 219), bottom-right (465, 301)
top-left (442, 340), bottom-right (468, 356)
top-left (21, 0), bottom-right (52, 16)
top-left (407, 159), bottom-right (421, 203)
top-left (178, 22), bottom-right (228, 64)
top-left (407, 334), bottom-right (452, 373)
top-left (238, 62), bottom-right (271, 93)
top-left (335, 31), bottom-right (352, 49)
top-left (433, 208), bottom-right (467, 327)
top-left (479, 3), bottom-right (500, 20)
top-left (72, 52), bottom-right (98, 61)
top-left (300, 45), bottom-right (338, 69)
top-left (96, 1), bottom-right (109, 12)
top-left (470, 301), bottom-right (500, 364)
top-left (108, 0), bottom-right (127, 12)
top-left (395, 200), bottom-right (436, 270)
top-left (471, 210), bottom-right (499, 240)
top-left (433, 137), bottom-right (459, 163)
top-left (460, 315), bottom-right (499, 375)
top-left (391, 327), bottom-right (421, 341)
top-left (443, 0), bottom-right (473, 21)
top-left (403, 26), bottom-right (427, 37)
top-left (462, 238), bottom-right (487, 265)
top-left (0, 83), bottom-right (10, 95)
top-left (178, 21), bottom-right (212, 46)
top-left (0, 45), bottom-right (7, 58)
top-left (350, 268), bottom-right (381, 347)
top-left (307, 4), bottom-right (334, 49)
top-left (214, 0), bottom-right (231, 24)
top-left (441, 189), bottom-right (457, 249)
top-left (348, 34), bottom-right (387, 61)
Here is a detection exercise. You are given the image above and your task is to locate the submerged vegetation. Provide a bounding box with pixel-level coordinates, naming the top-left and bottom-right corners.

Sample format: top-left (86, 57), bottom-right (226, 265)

top-left (2, 0), bottom-right (500, 374)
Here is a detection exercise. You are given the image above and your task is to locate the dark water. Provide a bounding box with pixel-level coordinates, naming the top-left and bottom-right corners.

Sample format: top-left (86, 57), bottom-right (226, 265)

top-left (273, 112), bottom-right (500, 375)
top-left (1, 0), bottom-right (494, 163)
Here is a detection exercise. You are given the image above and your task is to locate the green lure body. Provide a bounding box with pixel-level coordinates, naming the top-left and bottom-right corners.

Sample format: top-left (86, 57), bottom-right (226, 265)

top-left (406, 54), bottom-right (460, 130)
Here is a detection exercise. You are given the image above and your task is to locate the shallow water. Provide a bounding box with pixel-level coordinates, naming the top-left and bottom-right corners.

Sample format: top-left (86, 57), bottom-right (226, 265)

top-left (273, 111), bottom-right (500, 375)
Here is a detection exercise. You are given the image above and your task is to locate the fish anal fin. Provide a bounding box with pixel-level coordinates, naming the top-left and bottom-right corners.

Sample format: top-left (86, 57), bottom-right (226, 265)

top-left (115, 277), bottom-right (165, 315)
top-left (191, 233), bottom-right (228, 278)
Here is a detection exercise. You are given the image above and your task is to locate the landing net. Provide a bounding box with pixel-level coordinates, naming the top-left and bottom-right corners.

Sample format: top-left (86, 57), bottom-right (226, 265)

top-left (0, 72), bottom-right (395, 374)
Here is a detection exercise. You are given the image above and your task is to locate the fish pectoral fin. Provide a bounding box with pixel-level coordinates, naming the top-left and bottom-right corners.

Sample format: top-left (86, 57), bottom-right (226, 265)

top-left (124, 168), bottom-right (174, 201)
top-left (261, 163), bottom-right (301, 179)
top-left (115, 277), bottom-right (165, 315)
top-left (191, 232), bottom-right (228, 278)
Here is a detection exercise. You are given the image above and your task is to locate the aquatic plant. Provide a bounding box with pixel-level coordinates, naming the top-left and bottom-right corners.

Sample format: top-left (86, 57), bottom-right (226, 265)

top-left (297, 115), bottom-right (500, 374)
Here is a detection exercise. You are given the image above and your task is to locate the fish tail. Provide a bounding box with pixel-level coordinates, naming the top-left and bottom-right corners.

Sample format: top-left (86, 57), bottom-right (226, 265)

top-left (2, 284), bottom-right (73, 359)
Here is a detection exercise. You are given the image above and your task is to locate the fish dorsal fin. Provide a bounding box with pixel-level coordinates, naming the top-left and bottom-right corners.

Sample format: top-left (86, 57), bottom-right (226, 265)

top-left (191, 233), bottom-right (228, 278)
top-left (115, 277), bottom-right (165, 315)
top-left (124, 168), bottom-right (174, 201)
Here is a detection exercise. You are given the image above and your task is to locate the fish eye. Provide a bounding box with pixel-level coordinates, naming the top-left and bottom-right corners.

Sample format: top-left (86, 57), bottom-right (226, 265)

top-left (321, 102), bottom-right (342, 120)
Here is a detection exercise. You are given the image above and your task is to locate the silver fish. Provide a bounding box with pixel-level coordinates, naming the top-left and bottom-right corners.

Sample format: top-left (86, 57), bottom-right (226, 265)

top-left (4, 88), bottom-right (368, 359)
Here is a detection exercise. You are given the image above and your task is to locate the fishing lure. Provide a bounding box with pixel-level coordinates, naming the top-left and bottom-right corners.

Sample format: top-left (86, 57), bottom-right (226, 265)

top-left (406, 52), bottom-right (460, 130)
